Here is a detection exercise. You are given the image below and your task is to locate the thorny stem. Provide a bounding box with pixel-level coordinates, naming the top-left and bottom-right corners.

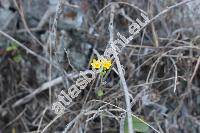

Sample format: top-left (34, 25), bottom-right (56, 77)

top-left (108, 4), bottom-right (134, 133)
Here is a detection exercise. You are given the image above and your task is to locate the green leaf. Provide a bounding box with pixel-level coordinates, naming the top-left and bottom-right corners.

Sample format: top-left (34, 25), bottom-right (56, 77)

top-left (12, 54), bottom-right (22, 63)
top-left (97, 89), bottom-right (104, 97)
top-left (6, 42), bottom-right (18, 52)
top-left (124, 116), bottom-right (149, 133)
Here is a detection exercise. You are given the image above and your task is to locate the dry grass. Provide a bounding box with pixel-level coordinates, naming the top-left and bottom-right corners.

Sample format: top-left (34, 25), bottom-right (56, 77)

top-left (0, 0), bottom-right (200, 133)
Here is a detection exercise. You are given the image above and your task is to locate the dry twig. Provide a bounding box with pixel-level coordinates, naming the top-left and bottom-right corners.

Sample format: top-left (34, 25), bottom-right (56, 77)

top-left (107, 4), bottom-right (134, 133)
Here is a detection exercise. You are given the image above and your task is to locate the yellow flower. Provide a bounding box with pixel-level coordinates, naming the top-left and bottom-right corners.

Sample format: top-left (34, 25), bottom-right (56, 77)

top-left (91, 58), bottom-right (112, 70)
top-left (91, 59), bottom-right (101, 69)
top-left (101, 59), bottom-right (112, 70)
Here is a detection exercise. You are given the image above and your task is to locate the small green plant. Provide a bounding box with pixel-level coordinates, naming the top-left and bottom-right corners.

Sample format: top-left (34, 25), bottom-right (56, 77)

top-left (97, 89), bottom-right (104, 97)
top-left (124, 116), bottom-right (149, 133)
top-left (12, 54), bottom-right (22, 63)
top-left (6, 42), bottom-right (22, 63)
top-left (6, 42), bottom-right (18, 52)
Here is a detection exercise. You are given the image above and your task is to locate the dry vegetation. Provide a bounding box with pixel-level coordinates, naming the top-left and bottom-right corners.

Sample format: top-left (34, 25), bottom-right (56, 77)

top-left (0, 0), bottom-right (200, 133)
